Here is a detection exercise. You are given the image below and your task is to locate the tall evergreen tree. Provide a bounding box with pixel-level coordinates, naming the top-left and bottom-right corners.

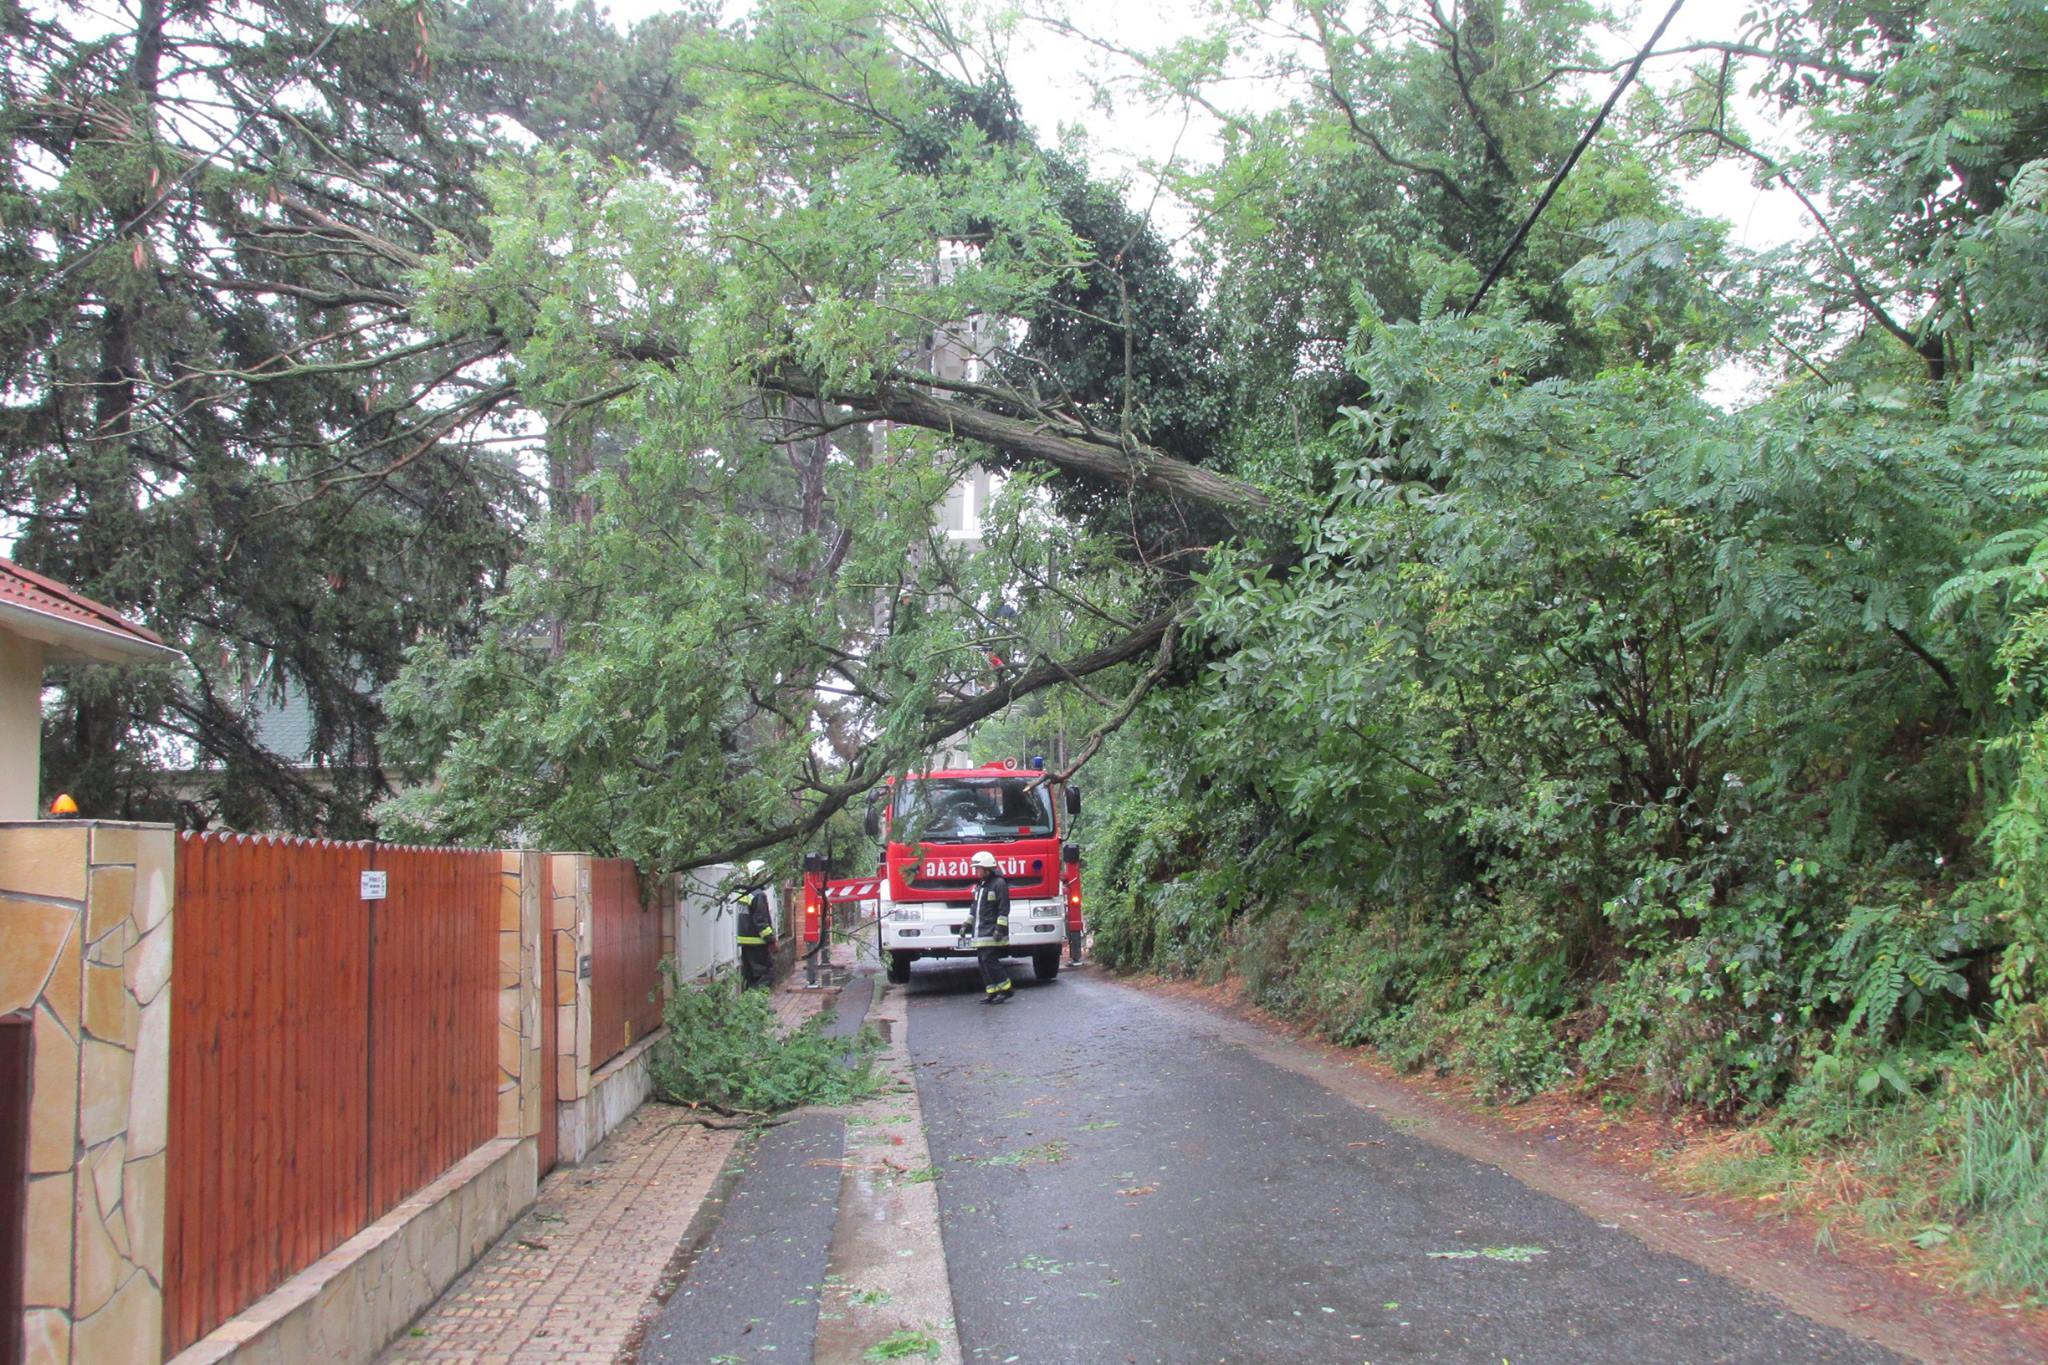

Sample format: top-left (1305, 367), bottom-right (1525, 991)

top-left (0, 0), bottom-right (708, 830)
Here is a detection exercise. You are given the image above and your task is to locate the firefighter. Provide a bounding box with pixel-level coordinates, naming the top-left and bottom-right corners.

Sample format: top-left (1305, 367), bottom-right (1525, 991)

top-left (735, 860), bottom-right (778, 989)
top-left (970, 850), bottom-right (1014, 1004)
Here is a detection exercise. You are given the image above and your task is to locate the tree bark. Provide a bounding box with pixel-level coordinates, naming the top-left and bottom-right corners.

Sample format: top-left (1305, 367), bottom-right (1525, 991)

top-left (764, 371), bottom-right (1272, 516)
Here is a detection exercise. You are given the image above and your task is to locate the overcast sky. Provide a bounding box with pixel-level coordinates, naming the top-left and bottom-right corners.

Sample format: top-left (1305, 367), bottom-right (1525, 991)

top-left (992, 0), bottom-right (1808, 249)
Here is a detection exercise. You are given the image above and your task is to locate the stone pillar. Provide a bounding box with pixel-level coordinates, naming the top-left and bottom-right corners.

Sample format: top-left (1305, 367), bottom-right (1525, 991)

top-left (2, 820), bottom-right (173, 1365)
top-left (495, 852), bottom-right (545, 1140)
top-left (546, 854), bottom-right (592, 1106)
top-left (657, 873), bottom-right (677, 1004)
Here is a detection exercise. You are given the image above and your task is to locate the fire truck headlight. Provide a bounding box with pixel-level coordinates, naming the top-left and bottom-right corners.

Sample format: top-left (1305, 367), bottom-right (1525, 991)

top-left (886, 905), bottom-right (915, 922)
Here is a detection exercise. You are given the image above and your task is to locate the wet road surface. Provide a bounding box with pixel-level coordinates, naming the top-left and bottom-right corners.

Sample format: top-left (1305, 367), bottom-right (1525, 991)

top-left (638, 1112), bottom-right (841, 1364)
top-left (907, 963), bottom-right (1897, 1365)
top-left (640, 986), bottom-right (873, 1364)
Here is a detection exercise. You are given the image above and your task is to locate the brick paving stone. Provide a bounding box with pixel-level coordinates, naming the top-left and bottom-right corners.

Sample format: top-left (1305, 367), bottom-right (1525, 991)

top-left (378, 984), bottom-right (839, 1365)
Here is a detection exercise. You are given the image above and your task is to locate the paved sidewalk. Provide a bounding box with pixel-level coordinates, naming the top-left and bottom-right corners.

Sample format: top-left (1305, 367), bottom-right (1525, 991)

top-left (380, 967), bottom-right (845, 1365)
top-left (378, 1107), bottom-right (741, 1364)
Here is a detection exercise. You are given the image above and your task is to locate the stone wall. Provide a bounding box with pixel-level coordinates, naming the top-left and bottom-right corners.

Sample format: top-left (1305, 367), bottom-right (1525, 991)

top-left (554, 1033), bottom-right (660, 1167)
top-left (657, 873), bottom-right (677, 999)
top-left (544, 852), bottom-right (663, 1164)
top-left (2, 820), bottom-right (174, 1365)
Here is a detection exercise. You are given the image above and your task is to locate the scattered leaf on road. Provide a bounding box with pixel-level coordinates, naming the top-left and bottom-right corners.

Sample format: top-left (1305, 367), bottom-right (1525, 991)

top-left (1427, 1246), bottom-right (1549, 1263)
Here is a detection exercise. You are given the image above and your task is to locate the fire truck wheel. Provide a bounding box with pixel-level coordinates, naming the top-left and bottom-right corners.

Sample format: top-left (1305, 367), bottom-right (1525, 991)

top-left (1032, 946), bottom-right (1061, 982)
top-left (886, 951), bottom-right (912, 985)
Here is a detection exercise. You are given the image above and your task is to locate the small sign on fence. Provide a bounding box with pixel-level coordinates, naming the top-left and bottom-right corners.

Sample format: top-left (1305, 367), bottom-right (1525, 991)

top-left (360, 870), bottom-right (388, 900)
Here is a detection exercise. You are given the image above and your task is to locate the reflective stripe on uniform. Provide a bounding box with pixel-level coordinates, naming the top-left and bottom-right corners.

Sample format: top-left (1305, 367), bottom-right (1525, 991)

top-left (972, 938), bottom-right (1003, 948)
top-left (737, 935), bottom-right (768, 945)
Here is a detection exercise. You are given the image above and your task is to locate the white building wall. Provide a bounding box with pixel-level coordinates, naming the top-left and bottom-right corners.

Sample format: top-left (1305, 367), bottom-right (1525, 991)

top-left (0, 631), bottom-right (45, 820)
top-left (676, 866), bottom-right (780, 981)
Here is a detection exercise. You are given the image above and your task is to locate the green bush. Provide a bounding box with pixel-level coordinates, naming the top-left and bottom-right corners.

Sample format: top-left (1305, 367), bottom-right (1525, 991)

top-left (649, 972), bottom-right (882, 1113)
top-left (1453, 1005), bottom-right (1571, 1102)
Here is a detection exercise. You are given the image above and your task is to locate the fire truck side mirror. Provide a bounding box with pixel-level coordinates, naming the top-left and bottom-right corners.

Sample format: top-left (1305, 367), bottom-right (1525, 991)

top-left (1064, 786), bottom-right (1081, 817)
top-left (863, 795), bottom-right (881, 839)
top-left (1063, 844), bottom-right (1082, 866)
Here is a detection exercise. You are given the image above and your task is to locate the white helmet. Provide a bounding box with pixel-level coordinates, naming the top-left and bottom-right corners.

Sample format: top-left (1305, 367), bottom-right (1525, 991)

top-left (743, 859), bottom-right (769, 879)
top-left (969, 851), bottom-right (997, 871)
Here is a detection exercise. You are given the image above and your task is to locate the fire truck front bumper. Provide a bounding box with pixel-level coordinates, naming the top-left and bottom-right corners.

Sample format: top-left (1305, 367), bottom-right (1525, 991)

top-left (884, 901), bottom-right (1067, 956)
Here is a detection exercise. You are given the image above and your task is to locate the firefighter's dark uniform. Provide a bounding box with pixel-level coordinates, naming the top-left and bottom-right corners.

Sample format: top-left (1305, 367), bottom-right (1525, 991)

top-left (972, 867), bottom-right (1014, 1002)
top-left (737, 887), bottom-right (777, 989)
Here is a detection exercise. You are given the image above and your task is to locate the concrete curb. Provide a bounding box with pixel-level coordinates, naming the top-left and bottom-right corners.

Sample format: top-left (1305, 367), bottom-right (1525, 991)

top-left (813, 973), bottom-right (964, 1364)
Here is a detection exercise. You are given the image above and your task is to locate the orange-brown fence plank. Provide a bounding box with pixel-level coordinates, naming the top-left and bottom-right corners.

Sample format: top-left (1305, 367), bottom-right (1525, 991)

top-left (588, 858), bottom-right (664, 1071)
top-left (367, 847), bottom-right (497, 1215)
top-left (165, 835), bottom-right (375, 1353)
top-left (164, 835), bottom-right (502, 1356)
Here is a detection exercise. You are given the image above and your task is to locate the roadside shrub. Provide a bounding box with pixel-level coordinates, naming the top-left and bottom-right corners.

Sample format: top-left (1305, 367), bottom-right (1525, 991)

top-left (1084, 791), bottom-right (1200, 971)
top-left (1362, 1003), bottom-right (1450, 1075)
top-left (1232, 908), bottom-right (1301, 1009)
top-left (1453, 1004), bottom-right (1572, 1101)
top-left (649, 972), bottom-right (882, 1113)
top-left (1151, 877), bottom-right (1237, 977)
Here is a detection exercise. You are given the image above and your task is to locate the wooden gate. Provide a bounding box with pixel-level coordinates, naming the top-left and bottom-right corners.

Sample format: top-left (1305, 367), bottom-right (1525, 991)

top-left (0, 1012), bottom-right (30, 1365)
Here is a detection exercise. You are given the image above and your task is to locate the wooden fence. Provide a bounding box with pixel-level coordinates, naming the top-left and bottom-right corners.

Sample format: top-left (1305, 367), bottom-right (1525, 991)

top-left (162, 835), bottom-right (500, 1354)
top-left (587, 857), bottom-right (665, 1071)
top-left (366, 845), bottom-right (499, 1211)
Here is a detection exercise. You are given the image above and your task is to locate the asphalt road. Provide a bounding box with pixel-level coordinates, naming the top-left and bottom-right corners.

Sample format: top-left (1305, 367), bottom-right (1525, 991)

top-left (905, 962), bottom-right (1899, 1365)
top-left (639, 986), bottom-right (873, 1365)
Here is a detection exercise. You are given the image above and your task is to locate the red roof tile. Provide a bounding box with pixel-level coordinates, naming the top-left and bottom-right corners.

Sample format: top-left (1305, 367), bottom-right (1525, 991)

top-left (0, 556), bottom-right (168, 648)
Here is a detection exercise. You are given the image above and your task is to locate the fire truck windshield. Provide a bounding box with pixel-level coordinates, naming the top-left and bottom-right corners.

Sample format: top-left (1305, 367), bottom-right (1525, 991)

top-left (894, 777), bottom-right (1056, 841)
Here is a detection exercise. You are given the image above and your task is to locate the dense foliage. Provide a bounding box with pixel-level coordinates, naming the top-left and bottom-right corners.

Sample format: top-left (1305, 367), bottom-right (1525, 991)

top-left (381, 3), bottom-right (2048, 1286)
top-left (1070, 0), bottom-right (2048, 1293)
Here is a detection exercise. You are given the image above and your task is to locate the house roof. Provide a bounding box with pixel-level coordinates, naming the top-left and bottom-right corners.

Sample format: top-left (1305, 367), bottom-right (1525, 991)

top-left (0, 556), bottom-right (180, 665)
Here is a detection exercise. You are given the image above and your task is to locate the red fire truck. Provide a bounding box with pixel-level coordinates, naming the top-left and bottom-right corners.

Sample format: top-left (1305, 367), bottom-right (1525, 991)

top-left (800, 758), bottom-right (1083, 984)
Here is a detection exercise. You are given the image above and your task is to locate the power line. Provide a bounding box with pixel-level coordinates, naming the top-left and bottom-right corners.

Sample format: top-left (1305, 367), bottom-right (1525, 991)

top-left (1465, 0), bottom-right (1688, 316)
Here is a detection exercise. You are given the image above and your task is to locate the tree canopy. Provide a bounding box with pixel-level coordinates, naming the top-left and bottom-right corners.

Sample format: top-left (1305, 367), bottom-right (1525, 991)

top-left (3, 0), bottom-right (709, 828)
